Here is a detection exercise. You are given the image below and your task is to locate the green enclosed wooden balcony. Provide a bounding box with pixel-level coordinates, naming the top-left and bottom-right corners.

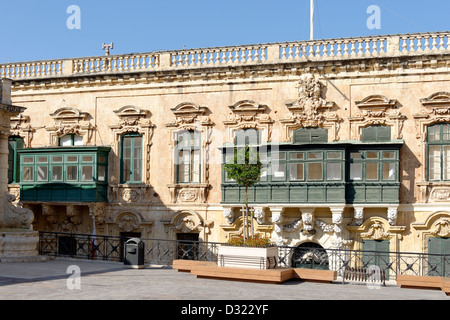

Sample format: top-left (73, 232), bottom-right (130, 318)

top-left (221, 141), bottom-right (402, 205)
top-left (18, 146), bottom-right (110, 203)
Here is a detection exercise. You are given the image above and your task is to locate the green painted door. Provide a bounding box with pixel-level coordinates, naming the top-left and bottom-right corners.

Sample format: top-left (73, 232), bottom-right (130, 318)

top-left (428, 237), bottom-right (450, 277)
top-left (362, 240), bottom-right (390, 277)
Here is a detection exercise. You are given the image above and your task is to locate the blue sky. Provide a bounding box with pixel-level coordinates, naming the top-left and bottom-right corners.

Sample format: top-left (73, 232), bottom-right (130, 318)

top-left (0, 0), bottom-right (449, 63)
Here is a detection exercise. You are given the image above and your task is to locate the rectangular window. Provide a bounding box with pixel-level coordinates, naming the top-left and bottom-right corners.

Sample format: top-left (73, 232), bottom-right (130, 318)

top-left (23, 167), bottom-right (33, 181)
top-left (382, 162), bottom-right (396, 180)
top-left (82, 166), bottom-right (93, 181)
top-left (327, 162), bottom-right (342, 181)
top-left (308, 163), bottom-right (323, 180)
top-left (52, 166), bottom-right (63, 181)
top-left (121, 134), bottom-right (143, 183)
top-left (271, 163), bottom-right (286, 181)
top-left (350, 163), bottom-right (362, 180)
top-left (177, 131), bottom-right (201, 184)
top-left (67, 166), bottom-right (78, 181)
top-left (37, 166), bottom-right (48, 181)
top-left (366, 163), bottom-right (379, 180)
top-left (290, 163), bottom-right (304, 181)
top-left (429, 145), bottom-right (442, 181)
top-left (98, 166), bottom-right (106, 182)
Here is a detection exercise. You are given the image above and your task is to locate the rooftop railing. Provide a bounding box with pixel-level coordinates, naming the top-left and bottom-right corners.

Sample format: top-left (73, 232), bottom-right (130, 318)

top-left (1, 31), bottom-right (449, 80)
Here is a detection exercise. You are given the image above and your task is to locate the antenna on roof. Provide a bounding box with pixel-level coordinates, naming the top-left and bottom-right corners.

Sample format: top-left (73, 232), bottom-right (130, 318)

top-left (310, 0), bottom-right (314, 40)
top-left (102, 42), bottom-right (114, 56)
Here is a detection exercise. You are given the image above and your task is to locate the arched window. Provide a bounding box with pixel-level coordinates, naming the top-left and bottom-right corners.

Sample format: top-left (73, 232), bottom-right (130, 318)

top-left (176, 130), bottom-right (201, 183)
top-left (120, 133), bottom-right (142, 183)
top-left (427, 123), bottom-right (450, 181)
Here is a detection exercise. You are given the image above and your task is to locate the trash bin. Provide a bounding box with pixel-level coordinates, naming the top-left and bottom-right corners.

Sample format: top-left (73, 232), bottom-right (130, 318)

top-left (124, 238), bottom-right (145, 269)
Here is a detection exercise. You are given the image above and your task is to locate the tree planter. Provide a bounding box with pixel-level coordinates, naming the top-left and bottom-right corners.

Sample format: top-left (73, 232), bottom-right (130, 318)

top-left (218, 245), bottom-right (278, 269)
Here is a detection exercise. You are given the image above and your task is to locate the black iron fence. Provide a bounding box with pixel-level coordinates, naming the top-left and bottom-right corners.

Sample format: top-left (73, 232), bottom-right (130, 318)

top-left (39, 231), bottom-right (449, 281)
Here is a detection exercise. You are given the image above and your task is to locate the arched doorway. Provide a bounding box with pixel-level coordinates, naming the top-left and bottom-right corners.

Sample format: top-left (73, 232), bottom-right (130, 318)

top-left (291, 242), bottom-right (329, 270)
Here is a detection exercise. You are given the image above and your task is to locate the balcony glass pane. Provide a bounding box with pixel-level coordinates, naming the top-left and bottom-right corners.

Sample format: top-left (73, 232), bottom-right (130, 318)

top-left (67, 166), bottom-right (78, 181)
top-left (308, 163), bottom-right (323, 180)
top-left (52, 166), bottom-right (63, 181)
top-left (290, 163), bottom-right (304, 181)
top-left (327, 162), bottom-right (342, 180)
top-left (382, 162), bottom-right (396, 180)
top-left (98, 166), bottom-right (106, 182)
top-left (271, 163), bottom-right (286, 181)
top-left (37, 166), bottom-right (48, 181)
top-left (350, 163), bottom-right (362, 180)
top-left (366, 163), bottom-right (378, 180)
top-left (82, 166), bottom-right (93, 181)
top-left (23, 167), bottom-right (33, 181)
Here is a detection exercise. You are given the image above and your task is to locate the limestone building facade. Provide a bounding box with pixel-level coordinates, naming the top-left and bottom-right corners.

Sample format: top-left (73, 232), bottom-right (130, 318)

top-left (1, 31), bottom-right (450, 261)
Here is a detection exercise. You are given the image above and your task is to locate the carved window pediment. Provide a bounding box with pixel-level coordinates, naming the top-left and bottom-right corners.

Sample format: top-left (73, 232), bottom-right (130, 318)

top-left (420, 92), bottom-right (450, 108)
top-left (350, 94), bottom-right (405, 140)
top-left (281, 74), bottom-right (340, 142)
top-left (50, 107), bottom-right (89, 123)
top-left (166, 102), bottom-right (212, 128)
top-left (355, 95), bottom-right (398, 112)
top-left (46, 105), bottom-right (94, 145)
top-left (224, 100), bottom-right (273, 143)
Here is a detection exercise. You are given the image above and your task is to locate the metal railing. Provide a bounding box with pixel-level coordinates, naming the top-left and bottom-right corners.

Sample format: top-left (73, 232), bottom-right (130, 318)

top-left (39, 231), bottom-right (449, 281)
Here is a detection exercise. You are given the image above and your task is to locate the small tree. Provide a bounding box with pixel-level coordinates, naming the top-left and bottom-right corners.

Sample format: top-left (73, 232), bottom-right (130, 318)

top-left (224, 145), bottom-right (262, 242)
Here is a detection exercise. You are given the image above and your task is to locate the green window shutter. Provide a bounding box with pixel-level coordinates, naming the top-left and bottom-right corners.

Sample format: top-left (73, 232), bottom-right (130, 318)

top-left (362, 126), bottom-right (391, 142)
top-left (377, 126), bottom-right (391, 142)
top-left (294, 128), bottom-right (328, 143)
top-left (311, 128), bottom-right (328, 143)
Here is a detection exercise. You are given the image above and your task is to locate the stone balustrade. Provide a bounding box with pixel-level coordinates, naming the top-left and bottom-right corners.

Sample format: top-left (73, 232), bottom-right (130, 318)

top-left (1, 31), bottom-right (448, 80)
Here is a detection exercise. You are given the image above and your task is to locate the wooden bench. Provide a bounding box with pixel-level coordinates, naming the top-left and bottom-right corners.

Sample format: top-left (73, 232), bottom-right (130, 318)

top-left (218, 254), bottom-right (277, 269)
top-left (441, 277), bottom-right (450, 296)
top-left (396, 275), bottom-right (442, 290)
top-left (342, 267), bottom-right (386, 286)
top-left (293, 268), bottom-right (337, 283)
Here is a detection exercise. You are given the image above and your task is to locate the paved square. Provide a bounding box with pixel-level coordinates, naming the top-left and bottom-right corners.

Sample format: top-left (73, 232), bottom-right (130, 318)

top-left (0, 258), bottom-right (448, 301)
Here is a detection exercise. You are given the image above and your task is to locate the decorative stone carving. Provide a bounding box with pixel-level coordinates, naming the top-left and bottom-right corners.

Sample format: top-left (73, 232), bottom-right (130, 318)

top-left (350, 94), bottom-right (405, 140)
top-left (46, 105), bottom-right (94, 145)
top-left (3, 193), bottom-right (34, 229)
top-left (354, 207), bottom-right (364, 226)
top-left (224, 100), bottom-right (273, 143)
top-left (223, 208), bottom-right (234, 224)
top-left (430, 187), bottom-right (450, 201)
top-left (387, 207), bottom-right (398, 226)
top-left (413, 92), bottom-right (450, 141)
top-left (431, 218), bottom-right (450, 237)
top-left (281, 74), bottom-right (340, 142)
top-left (253, 207), bottom-right (265, 225)
top-left (361, 221), bottom-right (390, 240)
top-left (121, 188), bottom-right (142, 203)
top-left (300, 208), bottom-right (316, 237)
top-left (280, 219), bottom-right (302, 232)
top-left (117, 212), bottom-right (141, 232)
